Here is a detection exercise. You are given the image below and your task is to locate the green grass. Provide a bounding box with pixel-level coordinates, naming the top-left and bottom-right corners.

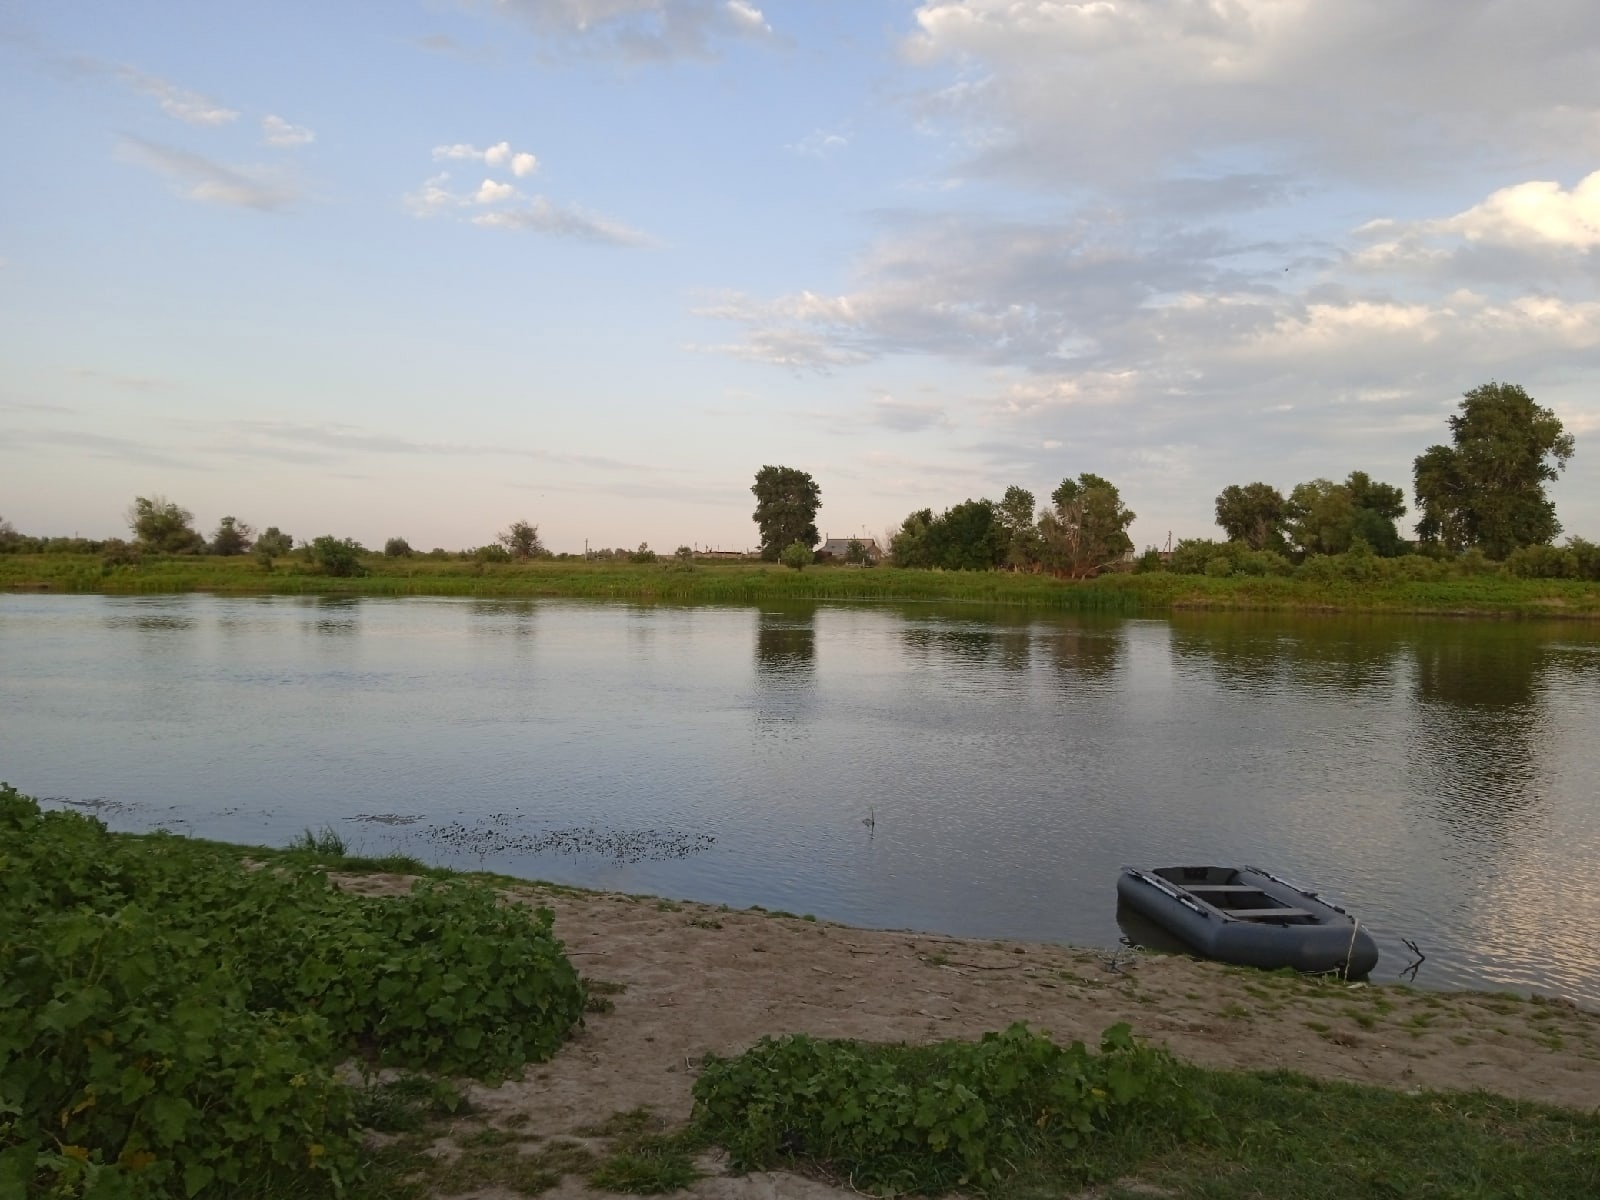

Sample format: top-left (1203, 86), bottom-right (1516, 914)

top-left (9, 552), bottom-right (1600, 617)
top-left (286, 825), bottom-right (348, 856)
top-left (1059, 1069), bottom-right (1600, 1200)
top-left (698, 1059), bottom-right (1597, 1199)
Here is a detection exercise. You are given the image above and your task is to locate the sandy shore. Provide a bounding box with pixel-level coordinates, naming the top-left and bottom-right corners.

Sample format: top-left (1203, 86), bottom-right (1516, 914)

top-left (336, 874), bottom-right (1600, 1198)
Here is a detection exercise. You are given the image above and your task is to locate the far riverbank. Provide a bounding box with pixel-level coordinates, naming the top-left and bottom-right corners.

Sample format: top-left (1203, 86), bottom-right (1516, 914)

top-left (6, 553), bottom-right (1600, 618)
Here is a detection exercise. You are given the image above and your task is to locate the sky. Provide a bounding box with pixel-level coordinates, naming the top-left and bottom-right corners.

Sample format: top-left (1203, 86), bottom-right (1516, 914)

top-left (2, 0), bottom-right (1599, 555)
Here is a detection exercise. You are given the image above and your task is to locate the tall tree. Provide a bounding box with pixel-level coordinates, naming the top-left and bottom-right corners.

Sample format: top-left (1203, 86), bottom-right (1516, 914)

top-left (1214, 482), bottom-right (1288, 551)
top-left (127, 496), bottom-right (203, 554)
top-left (1343, 470), bottom-right (1408, 556)
top-left (1038, 473), bottom-right (1136, 578)
top-left (254, 527), bottom-right (293, 557)
top-left (751, 466), bottom-right (821, 561)
top-left (1413, 382), bottom-right (1575, 557)
top-left (889, 508), bottom-right (935, 568)
top-left (1284, 471), bottom-right (1408, 558)
top-left (926, 499), bottom-right (1007, 571)
top-left (1284, 479), bottom-right (1354, 557)
top-left (498, 519), bottom-right (545, 560)
top-left (209, 516), bottom-right (254, 556)
top-left (996, 485), bottom-right (1042, 569)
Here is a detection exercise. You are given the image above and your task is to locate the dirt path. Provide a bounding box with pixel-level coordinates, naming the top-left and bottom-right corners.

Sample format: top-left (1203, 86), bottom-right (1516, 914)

top-left (336, 875), bottom-right (1600, 1198)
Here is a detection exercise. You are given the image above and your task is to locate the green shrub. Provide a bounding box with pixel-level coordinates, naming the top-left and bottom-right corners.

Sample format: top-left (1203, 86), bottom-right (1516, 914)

top-left (307, 536), bottom-right (367, 578)
top-left (692, 1022), bottom-right (1205, 1194)
top-left (0, 784), bottom-right (586, 1198)
top-left (1167, 537), bottom-right (1235, 574)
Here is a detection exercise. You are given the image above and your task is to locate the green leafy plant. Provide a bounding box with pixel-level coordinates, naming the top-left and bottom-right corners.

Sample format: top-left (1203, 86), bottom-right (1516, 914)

top-left (692, 1022), bottom-right (1206, 1194)
top-left (0, 784), bottom-right (586, 1198)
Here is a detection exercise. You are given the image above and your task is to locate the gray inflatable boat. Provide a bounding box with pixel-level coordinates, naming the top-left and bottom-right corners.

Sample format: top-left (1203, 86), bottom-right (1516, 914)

top-left (1117, 864), bottom-right (1379, 978)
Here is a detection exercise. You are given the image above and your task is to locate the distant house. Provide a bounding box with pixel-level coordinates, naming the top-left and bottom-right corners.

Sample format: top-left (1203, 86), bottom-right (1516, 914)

top-left (816, 535), bottom-right (882, 564)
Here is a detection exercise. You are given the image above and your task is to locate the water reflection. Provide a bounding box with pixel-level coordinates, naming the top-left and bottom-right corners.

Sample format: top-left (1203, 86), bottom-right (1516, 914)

top-left (468, 600), bottom-right (539, 638)
top-left (310, 596), bottom-right (360, 636)
top-left (1406, 627), bottom-right (1548, 849)
top-left (753, 607), bottom-right (815, 728)
top-left (1039, 623), bottom-right (1123, 684)
top-left (7, 594), bottom-right (1600, 1005)
top-left (105, 595), bottom-right (197, 634)
top-left (1169, 616), bottom-right (1398, 696)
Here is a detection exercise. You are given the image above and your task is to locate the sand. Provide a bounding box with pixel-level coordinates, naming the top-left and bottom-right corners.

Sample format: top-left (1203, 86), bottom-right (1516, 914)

top-left (333, 874), bottom-right (1600, 1198)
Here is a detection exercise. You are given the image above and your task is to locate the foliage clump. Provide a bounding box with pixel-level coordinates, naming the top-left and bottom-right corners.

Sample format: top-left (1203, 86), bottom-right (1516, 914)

top-left (751, 465), bottom-right (822, 562)
top-left (0, 784), bottom-right (585, 1199)
top-left (692, 1021), bottom-right (1205, 1195)
top-left (307, 535), bottom-right (368, 577)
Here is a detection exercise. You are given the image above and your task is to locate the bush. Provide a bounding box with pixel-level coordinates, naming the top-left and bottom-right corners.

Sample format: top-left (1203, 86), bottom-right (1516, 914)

top-left (780, 542), bottom-right (812, 571)
top-left (101, 539), bottom-right (142, 568)
top-left (629, 543), bottom-right (658, 564)
top-left (693, 1022), bottom-right (1205, 1194)
top-left (383, 537), bottom-right (413, 558)
top-left (1235, 549), bottom-right (1294, 577)
top-left (307, 536), bottom-right (367, 578)
top-left (1167, 537), bottom-right (1236, 575)
top-left (0, 784), bottom-right (586, 1198)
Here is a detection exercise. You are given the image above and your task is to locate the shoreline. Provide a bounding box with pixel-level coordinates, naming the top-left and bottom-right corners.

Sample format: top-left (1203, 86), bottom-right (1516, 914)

top-left (326, 865), bottom-right (1600, 1115)
top-left (18, 809), bottom-right (1600, 1197)
top-left (5, 554), bottom-right (1600, 619)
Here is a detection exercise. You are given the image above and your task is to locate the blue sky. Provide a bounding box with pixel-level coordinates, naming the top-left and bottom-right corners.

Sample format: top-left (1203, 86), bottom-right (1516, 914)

top-left (3, 1), bottom-right (1598, 554)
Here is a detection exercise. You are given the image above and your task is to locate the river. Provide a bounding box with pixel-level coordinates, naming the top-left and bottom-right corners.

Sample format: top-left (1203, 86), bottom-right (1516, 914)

top-left (3, 593), bottom-right (1598, 1004)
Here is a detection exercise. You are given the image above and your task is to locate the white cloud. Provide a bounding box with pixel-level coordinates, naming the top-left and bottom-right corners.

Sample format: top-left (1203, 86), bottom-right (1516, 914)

top-left (903, 1), bottom-right (1600, 189)
top-left (787, 128), bottom-right (849, 157)
top-left (688, 329), bottom-right (871, 371)
top-left (1356, 170), bottom-right (1600, 274)
top-left (471, 197), bottom-right (653, 246)
top-left (725, 1), bottom-right (770, 35)
top-left (484, 0), bottom-right (773, 60)
top-left (116, 136), bottom-right (293, 211)
top-left (474, 178), bottom-right (517, 204)
top-left (403, 172), bottom-right (461, 217)
top-left (117, 68), bottom-right (238, 126)
top-left (431, 141), bottom-right (537, 175)
top-left (261, 114), bottom-right (315, 148)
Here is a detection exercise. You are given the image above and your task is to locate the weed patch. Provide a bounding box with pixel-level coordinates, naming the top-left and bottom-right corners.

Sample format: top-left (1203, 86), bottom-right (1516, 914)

top-left (0, 784), bottom-right (584, 1199)
top-left (692, 1022), bottom-right (1203, 1194)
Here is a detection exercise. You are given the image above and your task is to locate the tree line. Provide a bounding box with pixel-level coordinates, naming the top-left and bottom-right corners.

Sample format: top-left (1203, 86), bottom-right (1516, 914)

top-left (1, 382), bottom-right (1585, 581)
top-left (749, 381), bottom-right (1586, 580)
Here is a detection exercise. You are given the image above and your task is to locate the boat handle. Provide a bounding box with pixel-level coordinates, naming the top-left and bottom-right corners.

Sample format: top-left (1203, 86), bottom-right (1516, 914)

top-left (1244, 864), bottom-right (1351, 916)
top-left (1123, 868), bottom-right (1211, 919)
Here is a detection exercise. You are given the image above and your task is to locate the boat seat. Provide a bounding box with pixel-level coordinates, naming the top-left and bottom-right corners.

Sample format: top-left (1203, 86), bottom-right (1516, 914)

top-left (1223, 907), bottom-right (1313, 920)
top-left (1182, 884), bottom-right (1266, 893)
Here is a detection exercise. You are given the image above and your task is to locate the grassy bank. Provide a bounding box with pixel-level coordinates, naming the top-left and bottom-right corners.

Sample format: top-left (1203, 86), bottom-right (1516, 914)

top-left (6, 552), bottom-right (1600, 617)
top-left (8, 806), bottom-right (1595, 1198)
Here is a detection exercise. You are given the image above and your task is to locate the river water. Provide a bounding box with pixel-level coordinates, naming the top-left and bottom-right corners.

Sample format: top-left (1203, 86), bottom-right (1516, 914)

top-left (3, 593), bottom-right (1598, 1004)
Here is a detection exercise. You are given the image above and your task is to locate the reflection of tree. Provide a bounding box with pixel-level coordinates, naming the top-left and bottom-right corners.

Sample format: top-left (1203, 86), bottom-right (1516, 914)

top-left (754, 607), bottom-right (816, 728)
top-left (469, 600), bottom-right (538, 639)
top-left (312, 596), bottom-right (359, 636)
top-left (900, 610), bottom-right (1038, 675)
top-left (1038, 620), bottom-right (1124, 684)
top-left (1406, 626), bottom-right (1548, 848)
top-left (106, 597), bottom-right (196, 635)
top-left (1168, 615), bottom-right (1397, 695)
